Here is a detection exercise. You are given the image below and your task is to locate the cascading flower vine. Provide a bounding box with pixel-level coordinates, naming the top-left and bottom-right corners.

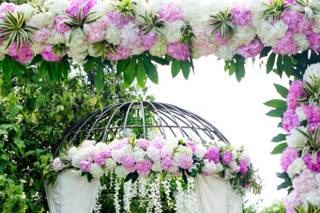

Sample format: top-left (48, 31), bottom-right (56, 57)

top-left (51, 137), bottom-right (261, 212)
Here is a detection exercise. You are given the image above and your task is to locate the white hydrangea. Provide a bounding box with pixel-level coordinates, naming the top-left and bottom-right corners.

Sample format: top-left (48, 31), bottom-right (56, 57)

top-left (90, 163), bottom-right (104, 178)
top-left (232, 26), bottom-right (256, 46)
top-left (45, 0), bottom-right (69, 14)
top-left (295, 106), bottom-right (307, 122)
top-left (162, 21), bottom-right (184, 43)
top-left (31, 43), bottom-right (44, 55)
top-left (115, 165), bottom-right (129, 178)
top-left (147, 146), bottom-right (161, 162)
top-left (287, 158), bottom-right (306, 179)
top-left (315, 173), bottom-right (320, 188)
top-left (105, 24), bottom-right (121, 45)
top-left (215, 43), bottom-right (237, 60)
top-left (160, 145), bottom-right (174, 158)
top-left (151, 162), bottom-right (162, 172)
top-left (294, 34), bottom-right (309, 52)
top-left (120, 23), bottom-right (140, 47)
top-left (229, 161), bottom-right (240, 173)
top-left (52, 157), bottom-right (64, 172)
top-left (68, 146), bottom-right (78, 160)
top-left (105, 158), bottom-right (117, 171)
top-left (194, 144), bottom-right (207, 159)
top-left (176, 146), bottom-right (193, 158)
top-left (133, 148), bottom-right (146, 162)
top-left (257, 21), bottom-right (288, 46)
top-left (81, 140), bottom-right (96, 148)
top-left (28, 12), bottom-right (54, 28)
top-left (202, 160), bottom-right (218, 174)
top-left (17, 4), bottom-right (35, 20)
top-left (286, 126), bottom-right (309, 150)
top-left (47, 31), bottom-right (66, 45)
top-left (303, 63), bottom-right (320, 84)
top-left (67, 29), bottom-right (88, 64)
top-left (301, 191), bottom-right (320, 207)
top-left (149, 36), bottom-right (167, 57)
top-left (96, 142), bottom-right (109, 151)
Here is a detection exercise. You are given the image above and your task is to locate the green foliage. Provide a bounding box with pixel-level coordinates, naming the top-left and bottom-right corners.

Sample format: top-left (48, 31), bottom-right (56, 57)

top-left (295, 203), bottom-right (320, 213)
top-left (260, 201), bottom-right (286, 213)
top-left (263, 0), bottom-right (288, 20)
top-left (210, 9), bottom-right (235, 39)
top-left (0, 66), bottom-right (146, 212)
top-left (224, 55), bottom-right (246, 82)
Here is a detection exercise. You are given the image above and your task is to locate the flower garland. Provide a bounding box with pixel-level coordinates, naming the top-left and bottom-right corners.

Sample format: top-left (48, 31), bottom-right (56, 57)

top-left (51, 137), bottom-right (261, 212)
top-left (0, 0), bottom-right (319, 64)
top-left (277, 63), bottom-right (320, 212)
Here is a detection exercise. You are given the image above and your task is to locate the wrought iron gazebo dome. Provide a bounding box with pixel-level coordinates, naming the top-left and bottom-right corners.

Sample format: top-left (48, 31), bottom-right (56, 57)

top-left (56, 101), bottom-right (229, 153)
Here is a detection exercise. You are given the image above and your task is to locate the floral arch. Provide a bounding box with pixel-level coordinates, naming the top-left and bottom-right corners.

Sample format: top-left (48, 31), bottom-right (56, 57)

top-left (0, 0), bottom-right (320, 212)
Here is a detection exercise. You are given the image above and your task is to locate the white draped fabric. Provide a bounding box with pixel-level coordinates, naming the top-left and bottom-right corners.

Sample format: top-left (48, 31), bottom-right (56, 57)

top-left (45, 170), bottom-right (100, 213)
top-left (195, 176), bottom-right (242, 213)
top-left (46, 171), bottom-right (242, 213)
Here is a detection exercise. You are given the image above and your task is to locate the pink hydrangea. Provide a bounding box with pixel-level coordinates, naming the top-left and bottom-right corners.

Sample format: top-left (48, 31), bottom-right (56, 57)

top-left (66, 0), bottom-right (96, 19)
top-left (120, 155), bottom-right (135, 169)
top-left (167, 42), bottom-right (190, 61)
top-left (93, 150), bottom-right (111, 166)
top-left (307, 31), bottom-right (320, 52)
top-left (107, 46), bottom-right (131, 61)
top-left (152, 138), bottom-right (166, 149)
top-left (53, 16), bottom-right (71, 33)
top-left (32, 29), bottom-right (51, 43)
top-left (137, 139), bottom-right (150, 151)
top-left (0, 2), bottom-right (16, 20)
top-left (292, 169), bottom-right (316, 193)
top-left (41, 45), bottom-right (64, 62)
top-left (280, 147), bottom-right (299, 172)
top-left (231, 7), bottom-right (252, 27)
top-left (237, 38), bottom-right (263, 58)
top-left (139, 30), bottom-right (157, 50)
top-left (213, 32), bottom-right (230, 45)
top-left (161, 156), bottom-right (174, 171)
top-left (222, 152), bottom-right (233, 165)
top-left (303, 152), bottom-right (320, 172)
top-left (135, 160), bottom-right (152, 177)
top-left (282, 109), bottom-right (300, 132)
top-left (287, 80), bottom-right (304, 110)
top-left (159, 3), bottom-right (183, 23)
top-left (83, 18), bottom-right (108, 44)
top-left (111, 139), bottom-right (129, 149)
top-left (304, 104), bottom-right (320, 132)
top-left (205, 147), bottom-right (220, 163)
top-left (178, 155), bottom-right (193, 169)
top-left (239, 159), bottom-right (250, 175)
top-left (284, 191), bottom-right (301, 213)
top-left (273, 31), bottom-right (299, 55)
top-left (186, 140), bottom-right (197, 153)
top-left (80, 160), bottom-right (91, 172)
top-left (106, 11), bottom-right (133, 29)
top-left (8, 42), bottom-right (33, 64)
top-left (281, 9), bottom-right (309, 33)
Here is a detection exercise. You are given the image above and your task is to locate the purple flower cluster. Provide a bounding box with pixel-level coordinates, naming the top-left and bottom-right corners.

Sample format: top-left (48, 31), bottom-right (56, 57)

top-left (222, 152), bottom-right (233, 165)
top-left (304, 104), bottom-right (320, 132)
top-left (8, 42), bottom-right (33, 64)
top-left (66, 0), bottom-right (96, 19)
top-left (287, 80), bottom-right (305, 110)
top-left (303, 152), bottom-right (320, 172)
top-left (231, 6), bottom-right (252, 27)
top-left (41, 45), bottom-right (64, 62)
top-left (239, 159), bottom-right (250, 176)
top-left (282, 109), bottom-right (300, 133)
top-left (237, 38), bottom-right (263, 58)
top-left (205, 147), bottom-right (220, 163)
top-left (159, 3), bottom-right (183, 23)
top-left (167, 42), bottom-right (190, 61)
top-left (280, 147), bottom-right (299, 172)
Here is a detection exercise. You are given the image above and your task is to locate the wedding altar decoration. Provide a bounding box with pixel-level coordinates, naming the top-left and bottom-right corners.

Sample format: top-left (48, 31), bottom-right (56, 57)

top-left (49, 137), bottom-right (261, 213)
top-left (266, 63), bottom-right (320, 212)
top-left (0, 0), bottom-right (320, 88)
top-left (44, 101), bottom-right (261, 213)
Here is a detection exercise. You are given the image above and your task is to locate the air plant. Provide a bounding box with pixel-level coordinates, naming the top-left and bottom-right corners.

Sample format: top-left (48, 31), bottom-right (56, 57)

top-left (210, 9), bottom-right (235, 39)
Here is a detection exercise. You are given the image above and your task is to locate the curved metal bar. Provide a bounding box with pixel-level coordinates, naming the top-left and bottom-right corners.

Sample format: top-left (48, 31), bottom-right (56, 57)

top-left (85, 103), bottom-right (121, 140)
top-left (122, 102), bottom-right (135, 134)
top-left (155, 106), bottom-right (190, 139)
top-left (145, 102), bottom-right (166, 138)
top-left (101, 102), bottom-right (130, 141)
top-left (140, 101), bottom-right (147, 138)
top-left (165, 103), bottom-right (205, 142)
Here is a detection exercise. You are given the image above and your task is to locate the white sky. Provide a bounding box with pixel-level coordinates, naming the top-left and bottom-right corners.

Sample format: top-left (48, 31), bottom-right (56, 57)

top-left (149, 56), bottom-right (289, 208)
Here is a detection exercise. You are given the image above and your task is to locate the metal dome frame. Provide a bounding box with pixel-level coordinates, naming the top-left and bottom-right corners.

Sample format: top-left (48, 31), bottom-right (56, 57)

top-left (55, 101), bottom-right (229, 154)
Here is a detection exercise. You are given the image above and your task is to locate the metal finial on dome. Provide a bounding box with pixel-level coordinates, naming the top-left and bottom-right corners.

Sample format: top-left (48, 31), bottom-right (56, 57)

top-left (55, 101), bottom-right (229, 154)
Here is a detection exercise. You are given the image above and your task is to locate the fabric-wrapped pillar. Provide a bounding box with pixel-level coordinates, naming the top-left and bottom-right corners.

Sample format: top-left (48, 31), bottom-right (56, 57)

top-left (195, 176), bottom-right (242, 213)
top-left (45, 170), bottom-right (100, 213)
